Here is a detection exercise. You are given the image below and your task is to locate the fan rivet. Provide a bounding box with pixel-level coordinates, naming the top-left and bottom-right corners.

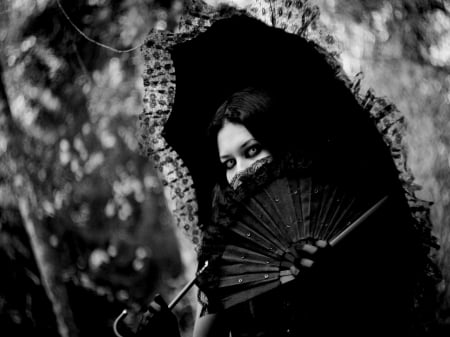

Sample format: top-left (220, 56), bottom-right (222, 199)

top-left (274, 197), bottom-right (279, 202)
top-left (264, 274), bottom-right (269, 279)
top-left (246, 232), bottom-right (251, 237)
top-left (241, 255), bottom-right (245, 259)
top-left (238, 278), bottom-right (243, 283)
top-left (266, 261), bottom-right (270, 264)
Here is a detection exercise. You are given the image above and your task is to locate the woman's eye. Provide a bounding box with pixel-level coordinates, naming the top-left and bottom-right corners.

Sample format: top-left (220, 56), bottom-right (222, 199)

top-left (245, 144), bottom-right (261, 158)
top-left (223, 159), bottom-right (236, 170)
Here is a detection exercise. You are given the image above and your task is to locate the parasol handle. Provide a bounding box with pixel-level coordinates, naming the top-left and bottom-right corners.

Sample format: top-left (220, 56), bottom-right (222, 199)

top-left (168, 261), bottom-right (208, 309)
top-left (329, 195), bottom-right (389, 247)
top-left (113, 309), bottom-right (129, 337)
top-left (113, 261), bottom-right (209, 337)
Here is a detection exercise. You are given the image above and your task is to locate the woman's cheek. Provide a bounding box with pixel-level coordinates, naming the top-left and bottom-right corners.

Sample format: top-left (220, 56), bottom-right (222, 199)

top-left (253, 150), bottom-right (271, 163)
top-left (226, 169), bottom-right (235, 185)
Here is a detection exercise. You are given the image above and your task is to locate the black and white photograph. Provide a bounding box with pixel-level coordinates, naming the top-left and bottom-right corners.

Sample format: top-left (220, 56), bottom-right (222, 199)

top-left (0, 0), bottom-right (449, 336)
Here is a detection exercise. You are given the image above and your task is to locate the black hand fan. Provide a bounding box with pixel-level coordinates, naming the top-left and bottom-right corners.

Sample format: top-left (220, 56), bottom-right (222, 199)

top-left (197, 157), bottom-right (389, 310)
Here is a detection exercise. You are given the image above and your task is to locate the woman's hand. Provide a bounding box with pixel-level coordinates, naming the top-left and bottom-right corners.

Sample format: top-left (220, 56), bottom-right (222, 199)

top-left (135, 294), bottom-right (181, 337)
top-left (291, 239), bottom-right (330, 276)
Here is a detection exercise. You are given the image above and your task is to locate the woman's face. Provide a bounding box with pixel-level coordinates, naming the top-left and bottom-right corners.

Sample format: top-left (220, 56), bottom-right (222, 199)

top-left (217, 121), bottom-right (271, 184)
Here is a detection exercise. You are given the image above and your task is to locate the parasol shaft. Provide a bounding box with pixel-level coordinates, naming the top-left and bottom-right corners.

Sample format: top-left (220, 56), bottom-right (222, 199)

top-left (329, 195), bottom-right (389, 247)
top-left (168, 261), bottom-right (209, 310)
top-left (113, 262), bottom-right (208, 337)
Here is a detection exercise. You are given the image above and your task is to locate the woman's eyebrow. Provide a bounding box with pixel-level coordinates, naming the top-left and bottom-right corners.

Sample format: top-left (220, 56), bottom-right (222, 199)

top-left (219, 154), bottom-right (231, 160)
top-left (239, 139), bottom-right (257, 150)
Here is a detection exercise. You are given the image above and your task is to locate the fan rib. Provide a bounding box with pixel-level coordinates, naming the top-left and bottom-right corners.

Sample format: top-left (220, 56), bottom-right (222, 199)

top-left (243, 197), bottom-right (291, 246)
top-left (267, 177), bottom-right (303, 244)
top-left (222, 247), bottom-right (281, 268)
top-left (324, 195), bottom-right (357, 241)
top-left (218, 272), bottom-right (279, 288)
top-left (287, 175), bottom-right (304, 242)
top-left (229, 220), bottom-right (287, 257)
top-left (298, 176), bottom-right (313, 239)
top-left (314, 184), bottom-right (337, 239)
top-left (220, 263), bottom-right (279, 275)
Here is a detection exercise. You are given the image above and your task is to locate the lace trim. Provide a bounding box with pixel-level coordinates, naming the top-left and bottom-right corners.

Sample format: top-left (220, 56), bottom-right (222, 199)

top-left (230, 156), bottom-right (274, 190)
top-left (227, 152), bottom-right (312, 203)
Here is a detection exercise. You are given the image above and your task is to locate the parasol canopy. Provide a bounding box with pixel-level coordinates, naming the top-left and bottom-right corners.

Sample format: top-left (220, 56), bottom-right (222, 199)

top-left (163, 13), bottom-right (350, 225)
top-left (138, 1), bottom-right (440, 328)
top-left (141, 2), bottom-right (394, 231)
top-left (138, 0), bottom-right (344, 245)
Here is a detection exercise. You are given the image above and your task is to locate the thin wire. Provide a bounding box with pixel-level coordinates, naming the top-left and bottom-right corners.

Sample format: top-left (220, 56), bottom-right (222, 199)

top-left (56, 0), bottom-right (146, 54)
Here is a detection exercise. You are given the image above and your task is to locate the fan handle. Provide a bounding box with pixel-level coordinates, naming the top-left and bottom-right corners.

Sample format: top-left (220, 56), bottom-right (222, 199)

top-left (329, 195), bottom-right (389, 247)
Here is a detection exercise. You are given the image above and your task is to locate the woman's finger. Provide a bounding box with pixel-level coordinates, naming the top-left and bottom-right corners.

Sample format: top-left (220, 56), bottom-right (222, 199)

top-left (300, 243), bottom-right (318, 254)
top-left (315, 239), bottom-right (328, 248)
top-left (300, 258), bottom-right (314, 268)
top-left (290, 265), bottom-right (300, 276)
top-left (147, 301), bottom-right (162, 314)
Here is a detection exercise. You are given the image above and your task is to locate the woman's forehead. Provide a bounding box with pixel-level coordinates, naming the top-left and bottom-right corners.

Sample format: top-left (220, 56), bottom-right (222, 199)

top-left (217, 122), bottom-right (254, 155)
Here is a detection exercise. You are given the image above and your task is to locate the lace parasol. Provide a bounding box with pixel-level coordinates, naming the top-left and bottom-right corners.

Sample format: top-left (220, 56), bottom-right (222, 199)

top-left (138, 0), bottom-right (440, 329)
top-left (139, 0), bottom-right (349, 247)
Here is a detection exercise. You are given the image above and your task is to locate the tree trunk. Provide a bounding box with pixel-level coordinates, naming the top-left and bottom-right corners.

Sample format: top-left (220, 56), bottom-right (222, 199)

top-left (0, 60), bottom-right (79, 337)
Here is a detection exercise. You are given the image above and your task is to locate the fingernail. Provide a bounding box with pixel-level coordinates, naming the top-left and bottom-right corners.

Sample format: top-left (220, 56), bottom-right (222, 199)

top-left (303, 244), bottom-right (318, 254)
top-left (290, 265), bottom-right (300, 276)
top-left (316, 240), bottom-right (328, 248)
top-left (300, 258), bottom-right (314, 268)
top-left (148, 302), bottom-right (162, 313)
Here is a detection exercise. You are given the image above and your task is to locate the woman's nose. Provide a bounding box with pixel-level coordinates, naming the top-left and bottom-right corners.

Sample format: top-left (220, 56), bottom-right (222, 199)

top-left (235, 158), bottom-right (251, 174)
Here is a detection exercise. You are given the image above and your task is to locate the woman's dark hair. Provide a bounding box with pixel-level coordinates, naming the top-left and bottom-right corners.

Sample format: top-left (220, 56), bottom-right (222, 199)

top-left (208, 87), bottom-right (274, 142)
top-left (207, 86), bottom-right (317, 159)
top-left (207, 87), bottom-right (280, 184)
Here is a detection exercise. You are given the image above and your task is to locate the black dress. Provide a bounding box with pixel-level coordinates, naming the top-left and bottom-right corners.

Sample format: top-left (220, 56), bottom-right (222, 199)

top-left (198, 151), bottom-right (418, 337)
top-left (222, 193), bottom-right (417, 337)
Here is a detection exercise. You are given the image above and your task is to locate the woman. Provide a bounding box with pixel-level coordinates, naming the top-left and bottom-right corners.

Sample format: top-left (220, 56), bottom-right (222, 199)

top-left (133, 87), bottom-right (421, 337)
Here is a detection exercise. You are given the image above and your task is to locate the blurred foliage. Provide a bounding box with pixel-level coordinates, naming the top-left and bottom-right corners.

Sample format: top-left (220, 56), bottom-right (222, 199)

top-left (1, 0), bottom-right (449, 336)
top-left (317, 0), bottom-right (450, 333)
top-left (330, 0), bottom-right (449, 65)
top-left (0, 0), bottom-right (191, 336)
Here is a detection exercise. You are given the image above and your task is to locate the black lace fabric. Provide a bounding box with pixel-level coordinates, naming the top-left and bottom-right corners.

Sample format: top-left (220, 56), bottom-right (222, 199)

top-left (196, 152), bottom-right (313, 314)
top-left (229, 156), bottom-right (274, 190)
